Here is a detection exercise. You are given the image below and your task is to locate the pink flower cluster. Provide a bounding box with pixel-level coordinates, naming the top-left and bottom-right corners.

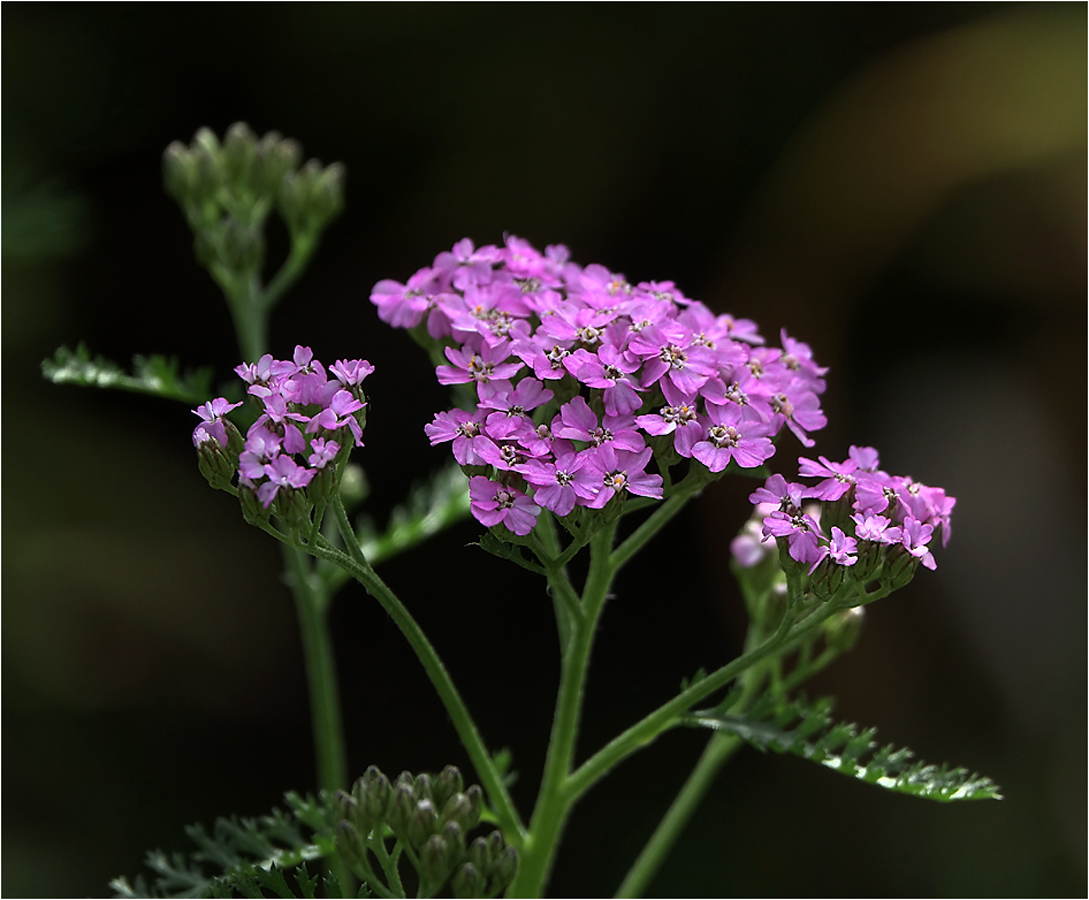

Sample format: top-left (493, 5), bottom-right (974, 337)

top-left (193, 346), bottom-right (373, 508)
top-left (746, 446), bottom-right (955, 575)
top-left (371, 236), bottom-right (827, 536)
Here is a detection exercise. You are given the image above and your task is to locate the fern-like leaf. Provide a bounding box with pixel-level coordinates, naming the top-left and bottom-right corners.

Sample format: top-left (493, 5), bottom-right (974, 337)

top-left (113, 790), bottom-right (342, 898)
top-left (683, 693), bottom-right (1002, 802)
top-left (43, 343), bottom-right (214, 405)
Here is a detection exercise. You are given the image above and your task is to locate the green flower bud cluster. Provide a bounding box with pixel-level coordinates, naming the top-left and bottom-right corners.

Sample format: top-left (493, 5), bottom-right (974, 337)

top-left (163, 123), bottom-right (344, 301)
top-left (333, 765), bottom-right (517, 898)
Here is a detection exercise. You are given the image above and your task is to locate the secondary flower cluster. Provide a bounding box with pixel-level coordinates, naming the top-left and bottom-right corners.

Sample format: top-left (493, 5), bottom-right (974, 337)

top-left (192, 346), bottom-right (372, 512)
top-left (371, 236), bottom-right (827, 535)
top-left (737, 445), bottom-right (955, 586)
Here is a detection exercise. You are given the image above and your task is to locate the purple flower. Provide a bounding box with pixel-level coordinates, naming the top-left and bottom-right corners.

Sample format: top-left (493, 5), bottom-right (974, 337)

top-left (762, 509), bottom-right (825, 566)
top-left (691, 404), bottom-right (774, 473)
top-left (553, 396), bottom-right (645, 453)
top-left (478, 378), bottom-right (554, 439)
top-left (433, 238), bottom-right (499, 291)
top-left (852, 513), bottom-right (902, 545)
top-left (749, 473), bottom-right (806, 512)
top-left (564, 345), bottom-right (643, 417)
top-left (370, 268), bottom-right (436, 329)
top-left (900, 517), bottom-right (937, 570)
top-left (192, 397), bottom-right (243, 448)
top-left (468, 476), bottom-right (540, 535)
top-left (308, 438), bottom-right (340, 469)
top-left (436, 339), bottom-right (524, 385)
top-left (797, 454), bottom-right (858, 501)
top-left (769, 380), bottom-right (826, 448)
top-left (808, 526), bottom-right (859, 575)
top-left (258, 454), bottom-right (316, 508)
top-left (582, 446), bottom-right (663, 508)
top-left (307, 389), bottom-right (366, 446)
top-left (330, 358), bottom-right (375, 388)
top-left (424, 409), bottom-right (488, 465)
top-left (518, 451), bottom-right (600, 516)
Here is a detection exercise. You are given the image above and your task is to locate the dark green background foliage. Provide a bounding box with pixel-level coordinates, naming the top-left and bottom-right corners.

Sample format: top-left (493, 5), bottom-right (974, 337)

top-left (4, 4), bottom-right (1085, 896)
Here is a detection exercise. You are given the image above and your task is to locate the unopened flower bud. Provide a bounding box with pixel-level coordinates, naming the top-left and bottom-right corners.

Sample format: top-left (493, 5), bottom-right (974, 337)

top-left (334, 788), bottom-right (358, 823)
top-left (195, 436), bottom-right (238, 492)
top-left (353, 767), bottom-right (391, 834)
top-left (272, 486), bottom-right (312, 535)
top-left (491, 846), bottom-right (518, 891)
top-left (467, 836), bottom-right (491, 875)
top-left (407, 798), bottom-right (439, 849)
top-left (310, 162), bottom-right (346, 226)
top-left (882, 546), bottom-right (918, 591)
top-left (414, 772), bottom-right (435, 804)
top-left (484, 829), bottom-right (505, 855)
top-left (162, 142), bottom-right (196, 203)
top-left (192, 132), bottom-right (225, 204)
top-left (239, 484), bottom-right (271, 528)
top-left (386, 782), bottom-right (415, 841)
top-left (809, 557), bottom-right (845, 600)
top-left (450, 863), bottom-right (485, 899)
top-left (280, 158), bottom-right (322, 233)
top-left (852, 541), bottom-right (883, 582)
top-left (440, 790), bottom-right (481, 832)
top-left (253, 132), bottom-right (299, 197)
top-left (334, 820), bottom-right (368, 880)
top-left (433, 765), bottom-right (464, 809)
top-left (223, 122), bottom-right (257, 189)
top-left (440, 820), bottom-right (465, 863)
top-left (420, 833), bottom-right (452, 885)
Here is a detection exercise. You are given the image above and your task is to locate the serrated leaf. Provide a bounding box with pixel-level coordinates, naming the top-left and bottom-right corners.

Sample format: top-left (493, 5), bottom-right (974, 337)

top-left (295, 863), bottom-right (318, 900)
top-left (115, 789), bottom-right (344, 898)
top-left (683, 694), bottom-right (1002, 802)
top-left (43, 343), bottom-right (214, 405)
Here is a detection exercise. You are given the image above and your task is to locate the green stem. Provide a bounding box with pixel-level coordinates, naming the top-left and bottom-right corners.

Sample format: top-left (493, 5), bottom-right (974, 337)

top-left (222, 273), bottom-right (267, 364)
top-left (264, 232), bottom-right (317, 310)
top-left (611, 482), bottom-right (700, 572)
top-left (283, 546), bottom-right (348, 794)
top-left (370, 836), bottom-right (406, 898)
top-left (315, 519), bottom-right (527, 848)
top-left (614, 613), bottom-right (775, 898)
top-left (509, 523), bottom-right (618, 898)
top-left (565, 602), bottom-right (840, 802)
top-left (614, 731), bottom-right (745, 898)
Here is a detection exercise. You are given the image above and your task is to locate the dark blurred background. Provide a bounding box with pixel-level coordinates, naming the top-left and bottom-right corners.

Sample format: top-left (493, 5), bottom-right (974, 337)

top-left (4, 4), bottom-right (1086, 897)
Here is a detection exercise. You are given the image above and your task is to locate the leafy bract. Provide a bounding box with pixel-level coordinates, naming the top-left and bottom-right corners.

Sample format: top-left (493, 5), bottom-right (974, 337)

top-left (684, 694), bottom-right (1002, 802)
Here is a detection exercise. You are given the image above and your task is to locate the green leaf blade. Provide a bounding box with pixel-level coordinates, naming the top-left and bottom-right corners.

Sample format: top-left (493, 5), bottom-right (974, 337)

top-left (43, 343), bottom-right (214, 405)
top-left (684, 694), bottom-right (1002, 802)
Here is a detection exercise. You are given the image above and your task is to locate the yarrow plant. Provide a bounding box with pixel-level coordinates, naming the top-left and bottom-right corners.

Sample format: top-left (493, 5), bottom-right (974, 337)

top-left (42, 123), bottom-right (999, 900)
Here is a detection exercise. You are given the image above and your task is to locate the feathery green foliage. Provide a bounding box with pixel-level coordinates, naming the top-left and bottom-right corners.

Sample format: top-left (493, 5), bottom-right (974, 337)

top-left (42, 343), bottom-right (215, 405)
top-left (109, 791), bottom-right (341, 899)
top-left (684, 693), bottom-right (1002, 802)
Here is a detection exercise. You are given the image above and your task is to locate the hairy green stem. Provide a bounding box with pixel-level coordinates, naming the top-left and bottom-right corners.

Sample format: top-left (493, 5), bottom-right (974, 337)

top-left (286, 546), bottom-right (348, 792)
top-left (611, 481), bottom-right (701, 571)
top-left (317, 517), bottom-right (527, 848)
top-left (566, 602), bottom-right (841, 802)
top-left (509, 523), bottom-right (618, 897)
top-left (615, 731), bottom-right (745, 898)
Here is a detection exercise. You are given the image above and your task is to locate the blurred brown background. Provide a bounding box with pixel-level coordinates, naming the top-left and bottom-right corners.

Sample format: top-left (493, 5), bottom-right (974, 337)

top-left (3, 4), bottom-right (1085, 896)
